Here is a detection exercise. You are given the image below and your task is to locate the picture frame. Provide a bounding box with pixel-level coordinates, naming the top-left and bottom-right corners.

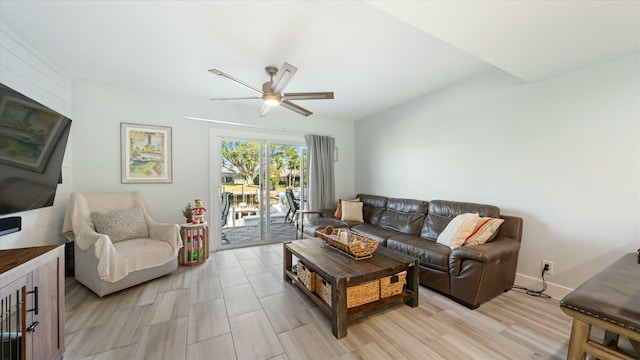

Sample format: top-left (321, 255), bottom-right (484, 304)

top-left (0, 96), bottom-right (67, 172)
top-left (121, 123), bottom-right (172, 183)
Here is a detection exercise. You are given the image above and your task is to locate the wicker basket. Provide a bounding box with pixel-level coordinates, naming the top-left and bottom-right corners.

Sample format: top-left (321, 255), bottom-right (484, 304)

top-left (316, 226), bottom-right (379, 260)
top-left (314, 273), bottom-right (380, 308)
top-left (380, 271), bottom-right (407, 298)
top-left (297, 261), bottom-right (315, 292)
top-left (314, 273), bottom-right (332, 306)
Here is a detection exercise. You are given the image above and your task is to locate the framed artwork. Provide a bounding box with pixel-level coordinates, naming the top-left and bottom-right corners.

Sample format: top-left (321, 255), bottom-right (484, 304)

top-left (121, 123), bottom-right (172, 183)
top-left (0, 96), bottom-right (67, 172)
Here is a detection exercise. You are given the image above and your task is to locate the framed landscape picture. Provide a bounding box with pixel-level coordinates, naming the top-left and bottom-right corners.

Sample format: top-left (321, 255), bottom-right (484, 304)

top-left (0, 95), bottom-right (67, 172)
top-left (121, 123), bottom-right (172, 183)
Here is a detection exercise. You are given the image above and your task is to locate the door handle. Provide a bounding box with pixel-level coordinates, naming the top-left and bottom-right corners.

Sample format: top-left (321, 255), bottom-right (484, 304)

top-left (27, 286), bottom-right (38, 315)
top-left (26, 321), bottom-right (39, 332)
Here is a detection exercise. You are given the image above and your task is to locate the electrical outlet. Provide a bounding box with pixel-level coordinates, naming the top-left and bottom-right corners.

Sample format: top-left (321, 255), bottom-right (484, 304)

top-left (542, 259), bottom-right (554, 275)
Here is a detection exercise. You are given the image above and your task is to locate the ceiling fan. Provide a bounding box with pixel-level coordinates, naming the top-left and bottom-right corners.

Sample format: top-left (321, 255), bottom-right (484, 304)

top-left (208, 62), bottom-right (334, 117)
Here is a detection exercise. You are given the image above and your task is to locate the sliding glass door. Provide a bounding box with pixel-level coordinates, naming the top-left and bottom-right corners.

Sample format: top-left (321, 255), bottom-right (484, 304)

top-left (218, 137), bottom-right (305, 247)
top-left (267, 142), bottom-right (306, 241)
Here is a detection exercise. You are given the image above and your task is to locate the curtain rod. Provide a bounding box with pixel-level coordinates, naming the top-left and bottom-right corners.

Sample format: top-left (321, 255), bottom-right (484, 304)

top-left (185, 116), bottom-right (327, 136)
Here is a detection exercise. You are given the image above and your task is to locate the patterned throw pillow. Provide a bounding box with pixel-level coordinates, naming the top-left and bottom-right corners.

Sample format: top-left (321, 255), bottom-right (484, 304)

top-left (464, 217), bottom-right (505, 246)
top-left (436, 213), bottom-right (480, 249)
top-left (91, 207), bottom-right (149, 242)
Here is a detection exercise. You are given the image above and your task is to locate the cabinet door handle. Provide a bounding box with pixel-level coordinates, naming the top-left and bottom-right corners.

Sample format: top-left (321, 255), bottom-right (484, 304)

top-left (26, 321), bottom-right (39, 332)
top-left (27, 286), bottom-right (39, 315)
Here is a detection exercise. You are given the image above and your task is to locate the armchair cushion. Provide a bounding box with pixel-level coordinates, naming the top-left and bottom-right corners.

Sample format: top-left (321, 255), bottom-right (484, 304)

top-left (91, 207), bottom-right (149, 242)
top-left (113, 239), bottom-right (176, 276)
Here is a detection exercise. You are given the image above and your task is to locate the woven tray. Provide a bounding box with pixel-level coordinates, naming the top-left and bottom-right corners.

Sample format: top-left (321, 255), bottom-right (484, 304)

top-left (316, 226), bottom-right (379, 260)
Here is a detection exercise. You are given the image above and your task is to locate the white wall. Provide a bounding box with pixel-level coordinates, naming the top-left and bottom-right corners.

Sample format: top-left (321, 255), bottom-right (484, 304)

top-left (354, 55), bottom-right (640, 296)
top-left (0, 22), bottom-right (73, 249)
top-left (71, 79), bottom-right (355, 236)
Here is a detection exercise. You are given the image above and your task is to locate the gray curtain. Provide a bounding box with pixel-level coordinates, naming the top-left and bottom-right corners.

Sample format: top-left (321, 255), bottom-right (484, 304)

top-left (304, 134), bottom-right (335, 210)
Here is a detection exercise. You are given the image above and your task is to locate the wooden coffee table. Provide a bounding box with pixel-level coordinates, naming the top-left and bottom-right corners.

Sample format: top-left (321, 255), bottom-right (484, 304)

top-left (283, 238), bottom-right (419, 339)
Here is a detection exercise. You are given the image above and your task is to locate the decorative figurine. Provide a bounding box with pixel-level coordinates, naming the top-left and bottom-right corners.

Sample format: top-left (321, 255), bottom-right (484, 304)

top-left (193, 199), bottom-right (207, 224)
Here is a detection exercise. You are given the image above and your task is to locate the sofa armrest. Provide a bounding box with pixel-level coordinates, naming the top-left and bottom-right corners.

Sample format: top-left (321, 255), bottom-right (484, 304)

top-left (450, 237), bottom-right (521, 263)
top-left (449, 236), bottom-right (521, 284)
top-left (448, 236), bottom-right (522, 307)
top-left (303, 209), bottom-right (335, 218)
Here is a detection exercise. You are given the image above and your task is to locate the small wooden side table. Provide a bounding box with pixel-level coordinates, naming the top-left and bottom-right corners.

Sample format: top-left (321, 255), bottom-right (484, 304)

top-left (179, 222), bottom-right (209, 265)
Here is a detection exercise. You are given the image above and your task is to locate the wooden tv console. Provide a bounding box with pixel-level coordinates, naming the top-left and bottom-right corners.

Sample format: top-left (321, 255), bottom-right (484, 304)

top-left (0, 245), bottom-right (65, 360)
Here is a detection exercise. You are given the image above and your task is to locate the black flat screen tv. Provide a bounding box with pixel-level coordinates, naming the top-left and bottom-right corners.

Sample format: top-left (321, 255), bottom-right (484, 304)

top-left (0, 82), bottom-right (72, 216)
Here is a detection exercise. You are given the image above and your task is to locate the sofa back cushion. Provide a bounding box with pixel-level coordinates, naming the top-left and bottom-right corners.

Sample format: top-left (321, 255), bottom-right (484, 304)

top-left (421, 200), bottom-right (500, 240)
top-left (379, 198), bottom-right (429, 235)
top-left (356, 194), bottom-right (387, 225)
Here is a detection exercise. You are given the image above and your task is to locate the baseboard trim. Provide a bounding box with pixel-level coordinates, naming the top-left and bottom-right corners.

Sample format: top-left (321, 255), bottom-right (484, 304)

top-left (514, 272), bottom-right (574, 300)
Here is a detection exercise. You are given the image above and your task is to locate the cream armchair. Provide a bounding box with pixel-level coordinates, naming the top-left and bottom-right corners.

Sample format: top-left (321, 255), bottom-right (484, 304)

top-left (63, 191), bottom-right (182, 296)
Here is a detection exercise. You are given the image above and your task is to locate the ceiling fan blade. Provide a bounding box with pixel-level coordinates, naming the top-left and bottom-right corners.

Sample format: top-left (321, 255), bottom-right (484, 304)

top-left (210, 97), bottom-right (261, 101)
top-left (281, 100), bottom-right (312, 117)
top-left (283, 92), bottom-right (334, 101)
top-left (208, 69), bottom-right (263, 94)
top-left (271, 62), bottom-right (298, 94)
top-left (259, 103), bottom-right (273, 117)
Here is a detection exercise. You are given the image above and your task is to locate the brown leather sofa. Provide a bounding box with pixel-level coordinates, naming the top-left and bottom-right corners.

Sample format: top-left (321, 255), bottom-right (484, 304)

top-left (302, 194), bottom-right (523, 309)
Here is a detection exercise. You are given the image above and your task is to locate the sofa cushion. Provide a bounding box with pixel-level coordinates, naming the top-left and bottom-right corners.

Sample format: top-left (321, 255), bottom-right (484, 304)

top-left (356, 194), bottom-right (387, 225)
top-left (379, 198), bottom-right (428, 235)
top-left (436, 213), bottom-right (481, 249)
top-left (91, 207), bottom-right (149, 242)
top-left (421, 200), bottom-right (500, 240)
top-left (351, 223), bottom-right (398, 246)
top-left (387, 234), bottom-right (451, 272)
top-left (341, 201), bottom-right (364, 222)
top-left (464, 217), bottom-right (505, 246)
top-left (302, 216), bottom-right (349, 237)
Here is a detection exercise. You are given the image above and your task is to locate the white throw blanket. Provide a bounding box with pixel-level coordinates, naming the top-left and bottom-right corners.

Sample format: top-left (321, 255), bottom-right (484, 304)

top-left (62, 192), bottom-right (182, 282)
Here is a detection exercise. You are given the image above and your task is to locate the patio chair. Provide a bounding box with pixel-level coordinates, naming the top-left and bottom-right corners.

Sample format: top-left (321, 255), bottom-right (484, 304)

top-left (221, 192), bottom-right (232, 227)
top-left (285, 188), bottom-right (299, 224)
top-left (221, 192), bottom-right (232, 244)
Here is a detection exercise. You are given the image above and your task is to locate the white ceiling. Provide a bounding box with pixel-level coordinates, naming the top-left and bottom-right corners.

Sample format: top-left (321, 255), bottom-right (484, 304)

top-left (1, 1), bottom-right (638, 122)
top-left (368, 1), bottom-right (640, 82)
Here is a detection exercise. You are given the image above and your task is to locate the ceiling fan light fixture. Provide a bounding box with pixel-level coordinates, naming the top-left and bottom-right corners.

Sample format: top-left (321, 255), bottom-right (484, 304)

top-left (262, 94), bottom-right (281, 106)
top-left (209, 62), bottom-right (333, 117)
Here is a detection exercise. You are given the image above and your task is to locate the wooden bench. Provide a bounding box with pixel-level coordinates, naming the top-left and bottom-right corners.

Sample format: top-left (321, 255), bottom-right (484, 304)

top-left (560, 253), bottom-right (640, 359)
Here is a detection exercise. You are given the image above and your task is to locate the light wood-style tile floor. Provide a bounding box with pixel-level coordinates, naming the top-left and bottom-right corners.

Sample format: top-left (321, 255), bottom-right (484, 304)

top-left (64, 243), bottom-right (576, 360)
